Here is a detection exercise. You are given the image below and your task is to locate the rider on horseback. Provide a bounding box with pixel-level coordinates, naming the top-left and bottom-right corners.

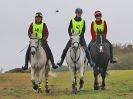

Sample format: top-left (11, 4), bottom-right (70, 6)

top-left (57, 8), bottom-right (93, 66)
top-left (22, 12), bottom-right (58, 70)
top-left (88, 11), bottom-right (117, 63)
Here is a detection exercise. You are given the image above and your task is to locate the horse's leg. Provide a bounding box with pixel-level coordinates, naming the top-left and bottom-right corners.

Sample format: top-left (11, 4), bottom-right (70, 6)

top-left (37, 69), bottom-right (44, 93)
top-left (93, 69), bottom-right (99, 90)
top-left (31, 67), bottom-right (38, 90)
top-left (79, 66), bottom-right (84, 92)
top-left (101, 67), bottom-right (107, 90)
top-left (70, 68), bottom-right (76, 93)
top-left (45, 64), bottom-right (50, 93)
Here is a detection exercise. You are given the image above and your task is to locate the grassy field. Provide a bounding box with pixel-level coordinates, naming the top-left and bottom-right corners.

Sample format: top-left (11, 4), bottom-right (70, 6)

top-left (0, 70), bottom-right (133, 99)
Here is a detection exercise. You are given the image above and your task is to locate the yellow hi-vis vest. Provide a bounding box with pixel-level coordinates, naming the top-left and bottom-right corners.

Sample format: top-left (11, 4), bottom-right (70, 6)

top-left (72, 19), bottom-right (84, 35)
top-left (33, 22), bottom-right (44, 39)
top-left (93, 20), bottom-right (104, 35)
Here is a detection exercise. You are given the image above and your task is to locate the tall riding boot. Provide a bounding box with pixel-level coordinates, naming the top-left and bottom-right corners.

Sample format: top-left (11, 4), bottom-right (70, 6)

top-left (22, 45), bottom-right (30, 70)
top-left (57, 49), bottom-right (68, 66)
top-left (57, 40), bottom-right (71, 66)
top-left (110, 45), bottom-right (117, 63)
top-left (44, 43), bottom-right (58, 69)
top-left (85, 49), bottom-right (94, 67)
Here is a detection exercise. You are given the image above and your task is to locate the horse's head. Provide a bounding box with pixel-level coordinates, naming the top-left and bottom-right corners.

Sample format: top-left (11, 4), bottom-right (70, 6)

top-left (70, 33), bottom-right (80, 49)
top-left (30, 33), bottom-right (40, 56)
top-left (96, 29), bottom-right (105, 53)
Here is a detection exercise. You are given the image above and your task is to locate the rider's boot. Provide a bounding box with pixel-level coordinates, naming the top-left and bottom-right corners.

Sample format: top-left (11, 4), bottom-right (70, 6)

top-left (85, 48), bottom-right (94, 67)
top-left (110, 46), bottom-right (117, 63)
top-left (105, 39), bottom-right (117, 63)
top-left (22, 46), bottom-right (30, 70)
top-left (57, 49), bottom-right (67, 66)
top-left (57, 40), bottom-right (71, 66)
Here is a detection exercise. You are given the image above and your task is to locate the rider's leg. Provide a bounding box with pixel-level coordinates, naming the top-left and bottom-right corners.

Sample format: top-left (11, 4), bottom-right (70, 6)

top-left (105, 39), bottom-right (117, 63)
top-left (22, 45), bottom-right (30, 70)
top-left (80, 37), bottom-right (93, 65)
top-left (57, 40), bottom-right (71, 66)
top-left (42, 42), bottom-right (58, 69)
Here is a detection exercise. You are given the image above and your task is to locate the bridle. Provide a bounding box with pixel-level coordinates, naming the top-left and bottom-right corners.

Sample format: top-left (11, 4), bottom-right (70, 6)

top-left (70, 40), bottom-right (81, 64)
top-left (96, 34), bottom-right (104, 53)
top-left (72, 41), bottom-right (80, 49)
top-left (30, 37), bottom-right (40, 52)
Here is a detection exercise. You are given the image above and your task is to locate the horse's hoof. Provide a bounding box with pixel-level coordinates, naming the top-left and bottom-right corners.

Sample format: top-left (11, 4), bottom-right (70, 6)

top-left (33, 84), bottom-right (38, 90)
top-left (101, 87), bottom-right (106, 90)
top-left (45, 85), bottom-right (50, 93)
top-left (37, 88), bottom-right (42, 93)
top-left (72, 88), bottom-right (77, 94)
top-left (79, 88), bottom-right (83, 92)
top-left (72, 90), bottom-right (77, 94)
top-left (45, 89), bottom-right (50, 93)
top-left (94, 86), bottom-right (99, 90)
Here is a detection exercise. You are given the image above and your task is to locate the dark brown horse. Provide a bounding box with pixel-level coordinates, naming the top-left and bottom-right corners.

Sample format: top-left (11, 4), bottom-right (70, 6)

top-left (89, 29), bottom-right (110, 90)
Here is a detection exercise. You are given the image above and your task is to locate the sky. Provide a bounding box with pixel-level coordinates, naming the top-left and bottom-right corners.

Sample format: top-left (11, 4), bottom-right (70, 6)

top-left (0, 0), bottom-right (133, 71)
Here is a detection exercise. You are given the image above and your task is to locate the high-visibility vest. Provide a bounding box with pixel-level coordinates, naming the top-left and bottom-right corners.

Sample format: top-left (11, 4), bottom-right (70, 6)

top-left (93, 20), bottom-right (104, 35)
top-left (33, 22), bottom-right (44, 39)
top-left (72, 19), bottom-right (84, 35)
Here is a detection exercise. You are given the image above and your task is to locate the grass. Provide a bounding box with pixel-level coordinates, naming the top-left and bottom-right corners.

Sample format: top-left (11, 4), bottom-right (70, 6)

top-left (0, 70), bottom-right (133, 99)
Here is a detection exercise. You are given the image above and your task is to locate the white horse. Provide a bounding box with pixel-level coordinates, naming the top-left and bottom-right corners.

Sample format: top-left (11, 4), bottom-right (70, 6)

top-left (66, 33), bottom-right (88, 93)
top-left (30, 33), bottom-right (51, 93)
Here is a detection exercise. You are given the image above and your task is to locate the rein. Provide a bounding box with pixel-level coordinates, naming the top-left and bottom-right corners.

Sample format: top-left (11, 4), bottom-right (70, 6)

top-left (70, 45), bottom-right (81, 64)
top-left (70, 43), bottom-right (81, 87)
top-left (30, 38), bottom-right (41, 52)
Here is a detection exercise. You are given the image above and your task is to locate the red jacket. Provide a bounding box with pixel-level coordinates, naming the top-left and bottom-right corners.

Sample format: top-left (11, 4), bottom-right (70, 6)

top-left (28, 23), bottom-right (49, 42)
top-left (91, 20), bottom-right (107, 41)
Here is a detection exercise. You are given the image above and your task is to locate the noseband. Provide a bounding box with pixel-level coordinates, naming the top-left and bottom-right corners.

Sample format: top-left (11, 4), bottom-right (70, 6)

top-left (72, 41), bottom-right (80, 49)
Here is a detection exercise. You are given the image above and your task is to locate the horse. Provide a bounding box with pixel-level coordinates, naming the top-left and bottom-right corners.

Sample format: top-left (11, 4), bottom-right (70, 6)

top-left (66, 33), bottom-right (87, 94)
top-left (29, 33), bottom-right (51, 93)
top-left (89, 29), bottom-right (110, 90)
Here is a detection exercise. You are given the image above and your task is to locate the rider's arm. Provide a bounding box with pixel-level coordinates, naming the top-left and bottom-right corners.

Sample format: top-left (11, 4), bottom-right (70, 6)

top-left (91, 22), bottom-right (96, 41)
top-left (42, 23), bottom-right (49, 41)
top-left (68, 20), bottom-right (72, 36)
top-left (28, 23), bottom-right (33, 38)
top-left (103, 21), bottom-right (107, 39)
top-left (80, 21), bottom-right (85, 37)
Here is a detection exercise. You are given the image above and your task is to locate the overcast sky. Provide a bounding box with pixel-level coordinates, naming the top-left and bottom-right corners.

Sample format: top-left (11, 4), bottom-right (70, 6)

top-left (0, 0), bottom-right (133, 71)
